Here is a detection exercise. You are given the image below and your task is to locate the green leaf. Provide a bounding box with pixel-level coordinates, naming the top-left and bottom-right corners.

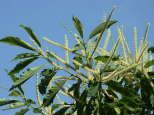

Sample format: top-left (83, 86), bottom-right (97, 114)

top-left (40, 68), bottom-right (57, 77)
top-left (39, 68), bottom-right (57, 95)
top-left (80, 89), bottom-right (88, 102)
top-left (72, 44), bottom-right (83, 52)
top-left (147, 46), bottom-right (154, 53)
top-left (6, 72), bottom-right (25, 95)
top-left (72, 56), bottom-right (83, 70)
top-left (10, 65), bottom-right (43, 90)
top-left (107, 81), bottom-right (138, 97)
top-left (9, 57), bottom-right (38, 75)
top-left (42, 80), bottom-right (66, 107)
top-left (72, 16), bottom-right (83, 38)
top-left (54, 107), bottom-right (69, 115)
top-left (94, 55), bottom-right (119, 63)
top-left (89, 20), bottom-right (117, 39)
top-left (88, 84), bottom-right (99, 97)
top-left (9, 90), bottom-right (22, 97)
top-left (68, 80), bottom-right (81, 98)
top-left (0, 36), bottom-right (35, 51)
top-left (25, 99), bottom-right (35, 105)
top-left (144, 59), bottom-right (154, 68)
top-left (2, 102), bottom-right (26, 110)
top-left (0, 99), bottom-right (18, 106)
top-left (12, 53), bottom-right (39, 61)
top-left (33, 108), bottom-right (42, 114)
top-left (15, 108), bottom-right (29, 115)
top-left (19, 25), bottom-right (41, 47)
top-left (150, 94), bottom-right (154, 107)
top-left (114, 107), bottom-right (121, 115)
top-left (148, 71), bottom-right (154, 76)
top-left (51, 104), bottom-right (60, 112)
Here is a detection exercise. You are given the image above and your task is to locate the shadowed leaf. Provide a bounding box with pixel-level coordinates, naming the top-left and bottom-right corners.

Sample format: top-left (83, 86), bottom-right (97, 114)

top-left (147, 46), bottom-right (154, 53)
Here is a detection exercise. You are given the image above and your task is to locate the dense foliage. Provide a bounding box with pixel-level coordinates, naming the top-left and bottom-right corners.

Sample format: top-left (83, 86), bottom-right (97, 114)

top-left (0, 8), bottom-right (154, 115)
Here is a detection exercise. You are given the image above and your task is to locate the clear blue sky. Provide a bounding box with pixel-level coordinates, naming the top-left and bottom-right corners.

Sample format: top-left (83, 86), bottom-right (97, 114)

top-left (0, 0), bottom-right (154, 114)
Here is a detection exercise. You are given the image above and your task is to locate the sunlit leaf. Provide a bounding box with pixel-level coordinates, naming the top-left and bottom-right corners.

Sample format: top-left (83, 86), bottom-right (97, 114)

top-left (10, 66), bottom-right (43, 90)
top-left (12, 53), bottom-right (39, 61)
top-left (9, 57), bottom-right (38, 75)
top-left (89, 20), bottom-right (117, 39)
top-left (19, 25), bottom-right (41, 47)
top-left (114, 107), bottom-right (121, 115)
top-left (42, 80), bottom-right (66, 106)
top-left (144, 59), bottom-right (154, 68)
top-left (9, 90), bottom-right (22, 97)
top-left (0, 36), bottom-right (35, 51)
top-left (15, 108), bottom-right (29, 115)
top-left (0, 99), bottom-right (18, 106)
top-left (72, 16), bottom-right (83, 38)
top-left (2, 102), bottom-right (26, 110)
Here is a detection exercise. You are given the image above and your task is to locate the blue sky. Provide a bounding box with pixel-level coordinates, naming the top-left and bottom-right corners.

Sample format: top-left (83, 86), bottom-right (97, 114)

top-left (0, 0), bottom-right (154, 114)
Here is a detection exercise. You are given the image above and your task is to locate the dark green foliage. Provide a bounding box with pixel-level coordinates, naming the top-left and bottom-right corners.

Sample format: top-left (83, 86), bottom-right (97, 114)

top-left (94, 55), bottom-right (119, 63)
top-left (72, 56), bottom-right (83, 70)
top-left (68, 80), bottom-right (81, 98)
top-left (0, 36), bottom-right (35, 51)
top-left (148, 46), bottom-right (154, 53)
top-left (9, 57), bottom-right (38, 75)
top-left (54, 107), bottom-right (69, 115)
top-left (89, 20), bottom-right (117, 39)
top-left (0, 99), bottom-right (18, 106)
top-left (38, 68), bottom-right (57, 94)
top-left (15, 108), bottom-right (29, 115)
top-left (33, 108), bottom-right (42, 114)
top-left (19, 25), bottom-right (41, 47)
top-left (12, 53), bottom-right (39, 61)
top-left (42, 80), bottom-right (66, 107)
top-left (72, 16), bottom-right (83, 38)
top-left (10, 66), bottom-right (43, 90)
